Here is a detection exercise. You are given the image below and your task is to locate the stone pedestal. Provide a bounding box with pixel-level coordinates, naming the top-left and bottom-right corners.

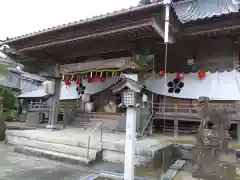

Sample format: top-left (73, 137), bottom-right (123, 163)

top-left (193, 132), bottom-right (236, 180)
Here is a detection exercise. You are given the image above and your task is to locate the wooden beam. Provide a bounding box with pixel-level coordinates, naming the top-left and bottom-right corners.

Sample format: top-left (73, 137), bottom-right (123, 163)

top-left (56, 42), bottom-right (133, 60)
top-left (19, 20), bottom-right (153, 52)
top-left (60, 57), bottom-right (132, 73)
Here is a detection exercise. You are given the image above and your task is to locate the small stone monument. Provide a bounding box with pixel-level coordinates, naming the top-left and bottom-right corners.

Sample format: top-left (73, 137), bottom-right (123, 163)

top-left (192, 97), bottom-right (236, 180)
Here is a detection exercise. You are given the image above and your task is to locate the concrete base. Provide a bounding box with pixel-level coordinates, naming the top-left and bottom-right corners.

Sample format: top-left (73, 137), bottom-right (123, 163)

top-left (45, 124), bottom-right (61, 130)
top-left (14, 146), bottom-right (91, 166)
top-left (7, 134), bottom-right (101, 161)
top-left (6, 128), bottom-right (166, 166)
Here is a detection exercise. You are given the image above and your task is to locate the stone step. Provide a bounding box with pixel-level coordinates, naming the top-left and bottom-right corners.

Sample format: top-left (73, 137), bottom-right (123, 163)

top-left (70, 119), bottom-right (97, 128)
top-left (75, 112), bottom-right (124, 116)
top-left (69, 123), bottom-right (96, 130)
top-left (75, 116), bottom-right (121, 121)
top-left (71, 120), bottom-right (95, 125)
top-left (74, 117), bottom-right (102, 122)
top-left (14, 146), bottom-right (91, 165)
top-left (6, 130), bottom-right (102, 149)
top-left (75, 113), bottom-right (124, 119)
top-left (6, 134), bottom-right (101, 160)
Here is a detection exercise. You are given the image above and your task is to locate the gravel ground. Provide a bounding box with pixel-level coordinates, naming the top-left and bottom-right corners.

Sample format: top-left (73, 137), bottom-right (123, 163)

top-left (0, 143), bottom-right (89, 180)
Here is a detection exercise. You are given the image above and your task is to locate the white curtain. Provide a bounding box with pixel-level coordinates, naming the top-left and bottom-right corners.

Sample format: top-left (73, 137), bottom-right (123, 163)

top-left (145, 70), bottom-right (240, 100)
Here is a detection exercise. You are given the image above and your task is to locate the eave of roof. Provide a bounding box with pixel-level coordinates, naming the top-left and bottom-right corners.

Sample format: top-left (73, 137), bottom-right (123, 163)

top-left (111, 77), bottom-right (145, 93)
top-left (4, 1), bottom-right (165, 44)
top-left (3, 0), bottom-right (240, 44)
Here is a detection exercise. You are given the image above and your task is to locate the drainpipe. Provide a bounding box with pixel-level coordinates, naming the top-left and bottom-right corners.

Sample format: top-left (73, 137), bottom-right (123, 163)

top-left (162, 0), bottom-right (172, 171)
top-left (163, 0), bottom-right (172, 44)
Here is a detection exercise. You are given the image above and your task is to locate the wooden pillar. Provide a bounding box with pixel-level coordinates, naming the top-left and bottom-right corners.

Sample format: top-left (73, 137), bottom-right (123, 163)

top-left (46, 65), bottom-right (61, 129)
top-left (174, 118), bottom-right (178, 137)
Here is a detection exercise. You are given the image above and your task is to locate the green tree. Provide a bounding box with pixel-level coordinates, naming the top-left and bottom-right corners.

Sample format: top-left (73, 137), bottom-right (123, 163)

top-left (131, 40), bottom-right (154, 72)
top-left (0, 56), bottom-right (11, 140)
top-left (0, 87), bottom-right (18, 122)
top-left (0, 62), bottom-right (10, 76)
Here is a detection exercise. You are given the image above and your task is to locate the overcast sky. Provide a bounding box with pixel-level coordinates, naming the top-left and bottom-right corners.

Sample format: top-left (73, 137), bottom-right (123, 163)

top-left (0, 0), bottom-right (139, 40)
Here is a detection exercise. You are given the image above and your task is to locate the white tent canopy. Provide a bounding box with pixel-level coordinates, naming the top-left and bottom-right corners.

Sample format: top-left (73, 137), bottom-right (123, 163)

top-left (18, 76), bottom-right (121, 100)
top-left (145, 69), bottom-right (240, 100)
top-left (19, 70), bottom-right (240, 101)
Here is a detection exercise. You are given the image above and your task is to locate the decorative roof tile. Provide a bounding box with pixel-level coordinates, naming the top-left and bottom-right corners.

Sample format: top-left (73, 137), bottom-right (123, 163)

top-left (174, 0), bottom-right (240, 23)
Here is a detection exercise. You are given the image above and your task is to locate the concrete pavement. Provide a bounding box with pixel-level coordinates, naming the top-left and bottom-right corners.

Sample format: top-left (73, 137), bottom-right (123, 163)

top-left (0, 143), bottom-right (88, 180)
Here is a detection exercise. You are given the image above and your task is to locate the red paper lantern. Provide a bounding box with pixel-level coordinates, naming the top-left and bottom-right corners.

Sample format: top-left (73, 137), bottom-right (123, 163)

top-left (100, 77), bottom-right (105, 82)
top-left (176, 72), bottom-right (184, 80)
top-left (198, 71), bottom-right (206, 79)
top-left (65, 80), bottom-right (71, 86)
top-left (159, 70), bottom-right (165, 77)
top-left (76, 79), bottom-right (81, 85)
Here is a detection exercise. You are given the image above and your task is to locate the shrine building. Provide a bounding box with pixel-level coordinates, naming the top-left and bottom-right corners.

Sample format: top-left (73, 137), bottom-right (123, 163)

top-left (3, 0), bottom-right (240, 139)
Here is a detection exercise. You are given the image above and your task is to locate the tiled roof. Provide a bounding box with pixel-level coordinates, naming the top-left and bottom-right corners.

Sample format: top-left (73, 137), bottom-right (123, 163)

top-left (174, 0), bottom-right (240, 23)
top-left (4, 0), bottom-right (240, 42)
top-left (0, 51), bottom-right (44, 81)
top-left (5, 1), bottom-right (165, 42)
top-left (0, 51), bottom-right (22, 73)
top-left (21, 72), bottom-right (45, 82)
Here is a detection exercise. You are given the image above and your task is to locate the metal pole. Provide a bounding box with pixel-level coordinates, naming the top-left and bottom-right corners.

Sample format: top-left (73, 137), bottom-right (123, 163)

top-left (100, 127), bottom-right (103, 150)
top-left (87, 135), bottom-right (90, 159)
top-left (163, 0), bottom-right (171, 133)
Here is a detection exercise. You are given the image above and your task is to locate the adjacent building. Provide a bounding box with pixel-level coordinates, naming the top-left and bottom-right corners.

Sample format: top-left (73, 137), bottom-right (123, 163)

top-left (0, 51), bottom-right (45, 93)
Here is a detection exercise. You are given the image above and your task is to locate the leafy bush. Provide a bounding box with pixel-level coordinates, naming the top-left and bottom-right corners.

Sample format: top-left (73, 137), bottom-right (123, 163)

top-left (0, 87), bottom-right (19, 122)
top-left (3, 109), bottom-right (18, 122)
top-left (0, 87), bottom-right (18, 110)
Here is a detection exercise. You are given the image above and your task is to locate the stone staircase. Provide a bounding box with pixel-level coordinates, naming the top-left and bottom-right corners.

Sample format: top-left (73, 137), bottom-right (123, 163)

top-left (70, 112), bottom-right (125, 132)
top-left (6, 130), bottom-right (103, 165)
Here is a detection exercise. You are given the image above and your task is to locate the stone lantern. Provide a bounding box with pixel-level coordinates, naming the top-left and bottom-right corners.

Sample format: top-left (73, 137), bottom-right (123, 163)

top-left (111, 75), bottom-right (147, 180)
